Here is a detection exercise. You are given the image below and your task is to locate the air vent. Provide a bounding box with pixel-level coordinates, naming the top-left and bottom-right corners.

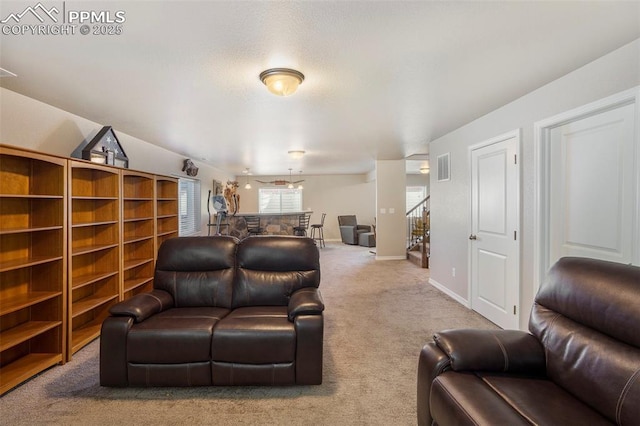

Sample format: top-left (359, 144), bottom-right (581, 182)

top-left (437, 153), bottom-right (450, 182)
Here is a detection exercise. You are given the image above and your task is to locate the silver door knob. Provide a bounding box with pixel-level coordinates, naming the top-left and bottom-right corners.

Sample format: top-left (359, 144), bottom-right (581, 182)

top-left (469, 234), bottom-right (477, 240)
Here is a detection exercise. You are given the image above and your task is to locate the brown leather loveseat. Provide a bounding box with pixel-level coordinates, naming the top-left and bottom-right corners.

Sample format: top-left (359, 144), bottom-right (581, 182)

top-left (418, 257), bottom-right (640, 425)
top-left (100, 235), bottom-right (324, 387)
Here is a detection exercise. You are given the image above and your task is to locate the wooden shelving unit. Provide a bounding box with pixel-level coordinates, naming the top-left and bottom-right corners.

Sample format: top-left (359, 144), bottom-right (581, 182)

top-left (155, 176), bottom-right (179, 251)
top-left (1, 145), bottom-right (181, 390)
top-left (122, 171), bottom-right (156, 300)
top-left (68, 160), bottom-right (120, 360)
top-left (0, 146), bottom-right (67, 395)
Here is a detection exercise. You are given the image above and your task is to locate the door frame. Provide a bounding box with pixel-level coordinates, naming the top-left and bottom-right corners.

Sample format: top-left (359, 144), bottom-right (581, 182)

top-left (533, 87), bottom-right (640, 293)
top-left (468, 129), bottom-right (521, 328)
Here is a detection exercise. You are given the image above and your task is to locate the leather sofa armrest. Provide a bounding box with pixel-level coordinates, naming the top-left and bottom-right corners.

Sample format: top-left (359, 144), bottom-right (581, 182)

top-left (417, 341), bottom-right (451, 426)
top-left (356, 224), bottom-right (371, 232)
top-left (433, 329), bottom-right (546, 374)
top-left (288, 288), bottom-right (325, 321)
top-left (108, 289), bottom-right (174, 323)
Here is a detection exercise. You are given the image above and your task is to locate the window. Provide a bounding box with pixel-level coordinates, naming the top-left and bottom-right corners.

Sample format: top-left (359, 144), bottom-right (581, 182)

top-left (178, 177), bottom-right (201, 236)
top-left (259, 188), bottom-right (302, 213)
top-left (406, 186), bottom-right (427, 212)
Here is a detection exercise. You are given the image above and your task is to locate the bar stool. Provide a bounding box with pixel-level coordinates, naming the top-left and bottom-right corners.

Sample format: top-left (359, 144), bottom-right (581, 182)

top-left (293, 213), bottom-right (311, 236)
top-left (310, 213), bottom-right (326, 248)
top-left (245, 216), bottom-right (265, 237)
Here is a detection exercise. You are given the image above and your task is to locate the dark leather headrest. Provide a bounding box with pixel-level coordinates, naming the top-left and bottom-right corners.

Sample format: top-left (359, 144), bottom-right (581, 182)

top-left (536, 257), bottom-right (640, 347)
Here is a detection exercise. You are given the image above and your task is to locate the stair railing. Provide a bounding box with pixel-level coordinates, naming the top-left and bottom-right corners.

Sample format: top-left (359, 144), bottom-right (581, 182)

top-left (406, 195), bottom-right (430, 268)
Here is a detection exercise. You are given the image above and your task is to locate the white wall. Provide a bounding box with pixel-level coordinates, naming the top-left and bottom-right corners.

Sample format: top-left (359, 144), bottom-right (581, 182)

top-left (376, 160), bottom-right (407, 258)
top-left (0, 87), bottom-right (231, 233)
top-left (407, 173), bottom-right (430, 191)
top-left (429, 38), bottom-right (640, 329)
top-left (0, 87), bottom-right (381, 240)
top-left (235, 173), bottom-right (376, 241)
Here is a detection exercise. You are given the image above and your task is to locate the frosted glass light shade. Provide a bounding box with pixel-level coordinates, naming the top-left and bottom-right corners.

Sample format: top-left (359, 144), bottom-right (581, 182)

top-left (260, 68), bottom-right (304, 97)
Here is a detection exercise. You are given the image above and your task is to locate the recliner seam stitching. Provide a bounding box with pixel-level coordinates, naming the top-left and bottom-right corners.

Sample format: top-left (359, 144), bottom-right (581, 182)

top-left (491, 334), bottom-right (509, 372)
top-left (432, 380), bottom-right (480, 426)
top-left (616, 367), bottom-right (640, 425)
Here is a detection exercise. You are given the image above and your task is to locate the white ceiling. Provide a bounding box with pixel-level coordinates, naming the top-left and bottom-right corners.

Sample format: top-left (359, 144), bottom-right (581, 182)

top-left (1, 1), bottom-right (639, 176)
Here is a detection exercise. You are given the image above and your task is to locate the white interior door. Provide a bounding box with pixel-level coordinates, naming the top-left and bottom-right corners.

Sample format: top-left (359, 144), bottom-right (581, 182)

top-left (470, 133), bottom-right (520, 330)
top-left (549, 103), bottom-right (635, 265)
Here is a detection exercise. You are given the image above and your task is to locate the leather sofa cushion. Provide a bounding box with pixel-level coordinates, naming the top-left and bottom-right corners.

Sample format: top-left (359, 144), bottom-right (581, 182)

top-left (128, 362), bottom-right (212, 387)
top-left (233, 236), bottom-right (320, 307)
top-left (535, 257), bottom-right (640, 347)
top-left (212, 306), bottom-right (295, 364)
top-left (127, 307), bottom-right (230, 363)
top-left (479, 374), bottom-right (612, 425)
top-left (431, 372), bottom-right (611, 426)
top-left (430, 372), bottom-right (530, 425)
top-left (212, 361), bottom-right (295, 386)
top-left (530, 304), bottom-right (640, 424)
top-left (154, 236), bottom-right (236, 308)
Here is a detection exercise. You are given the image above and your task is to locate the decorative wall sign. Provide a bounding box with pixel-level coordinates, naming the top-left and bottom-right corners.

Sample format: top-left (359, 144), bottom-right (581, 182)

top-left (82, 126), bottom-right (129, 168)
top-left (182, 159), bottom-right (199, 176)
top-left (213, 180), bottom-right (223, 196)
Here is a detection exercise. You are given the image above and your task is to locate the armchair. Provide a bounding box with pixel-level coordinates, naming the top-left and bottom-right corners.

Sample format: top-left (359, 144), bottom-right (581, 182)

top-left (337, 215), bottom-right (371, 245)
top-left (417, 257), bottom-right (640, 425)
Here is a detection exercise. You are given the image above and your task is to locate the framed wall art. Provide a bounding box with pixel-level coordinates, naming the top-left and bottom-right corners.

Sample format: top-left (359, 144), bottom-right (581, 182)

top-left (82, 126), bottom-right (129, 168)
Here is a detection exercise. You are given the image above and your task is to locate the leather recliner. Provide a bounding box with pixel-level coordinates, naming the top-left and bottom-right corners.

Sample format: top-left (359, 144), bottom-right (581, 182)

top-left (337, 215), bottom-right (371, 245)
top-left (417, 257), bottom-right (640, 425)
top-left (100, 235), bottom-right (324, 387)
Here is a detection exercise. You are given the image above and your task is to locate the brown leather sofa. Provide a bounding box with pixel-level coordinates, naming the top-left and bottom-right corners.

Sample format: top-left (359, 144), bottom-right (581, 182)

top-left (418, 257), bottom-right (640, 425)
top-left (100, 235), bottom-right (324, 387)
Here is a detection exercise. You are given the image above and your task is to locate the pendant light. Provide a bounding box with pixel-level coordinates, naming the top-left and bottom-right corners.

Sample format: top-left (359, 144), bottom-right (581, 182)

top-left (288, 168), bottom-right (294, 189)
top-left (243, 168), bottom-right (251, 189)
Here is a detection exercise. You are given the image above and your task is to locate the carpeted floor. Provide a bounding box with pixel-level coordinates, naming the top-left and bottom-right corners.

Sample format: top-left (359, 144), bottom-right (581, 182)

top-left (0, 242), bottom-right (497, 425)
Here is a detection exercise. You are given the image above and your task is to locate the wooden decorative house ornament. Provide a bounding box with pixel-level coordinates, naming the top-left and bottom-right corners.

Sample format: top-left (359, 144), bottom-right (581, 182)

top-left (82, 126), bottom-right (129, 168)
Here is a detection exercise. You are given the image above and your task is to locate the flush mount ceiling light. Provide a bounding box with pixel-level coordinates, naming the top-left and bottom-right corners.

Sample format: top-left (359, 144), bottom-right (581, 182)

top-left (288, 150), bottom-right (305, 159)
top-left (260, 68), bottom-right (304, 97)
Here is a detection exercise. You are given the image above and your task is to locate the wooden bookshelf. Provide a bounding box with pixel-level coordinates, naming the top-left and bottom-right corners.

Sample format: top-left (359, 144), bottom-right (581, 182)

top-left (155, 176), bottom-right (179, 250)
top-left (68, 160), bottom-right (120, 360)
top-left (121, 171), bottom-right (156, 300)
top-left (0, 146), bottom-right (67, 395)
top-left (1, 146), bottom-right (181, 390)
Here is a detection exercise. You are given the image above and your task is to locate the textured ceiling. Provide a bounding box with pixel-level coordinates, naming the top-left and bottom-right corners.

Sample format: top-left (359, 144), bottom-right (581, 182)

top-left (1, 1), bottom-right (639, 176)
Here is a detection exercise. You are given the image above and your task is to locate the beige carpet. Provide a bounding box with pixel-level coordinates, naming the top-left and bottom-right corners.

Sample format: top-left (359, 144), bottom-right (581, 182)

top-left (0, 242), bottom-right (497, 425)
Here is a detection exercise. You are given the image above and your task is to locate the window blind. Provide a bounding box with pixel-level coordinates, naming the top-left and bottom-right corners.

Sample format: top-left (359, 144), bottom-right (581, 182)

top-left (259, 188), bottom-right (302, 213)
top-left (178, 177), bottom-right (201, 236)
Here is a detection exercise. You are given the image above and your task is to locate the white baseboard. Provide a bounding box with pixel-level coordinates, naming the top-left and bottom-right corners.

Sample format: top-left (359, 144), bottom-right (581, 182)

top-left (376, 255), bottom-right (408, 261)
top-left (429, 278), bottom-right (470, 308)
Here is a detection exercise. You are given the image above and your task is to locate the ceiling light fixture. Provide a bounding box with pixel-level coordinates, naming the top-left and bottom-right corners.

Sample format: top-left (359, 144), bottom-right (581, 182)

top-left (260, 68), bottom-right (305, 97)
top-left (297, 171), bottom-right (304, 190)
top-left (288, 168), bottom-right (294, 189)
top-left (420, 167), bottom-right (430, 174)
top-left (243, 168), bottom-right (252, 189)
top-left (288, 150), bottom-right (305, 159)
